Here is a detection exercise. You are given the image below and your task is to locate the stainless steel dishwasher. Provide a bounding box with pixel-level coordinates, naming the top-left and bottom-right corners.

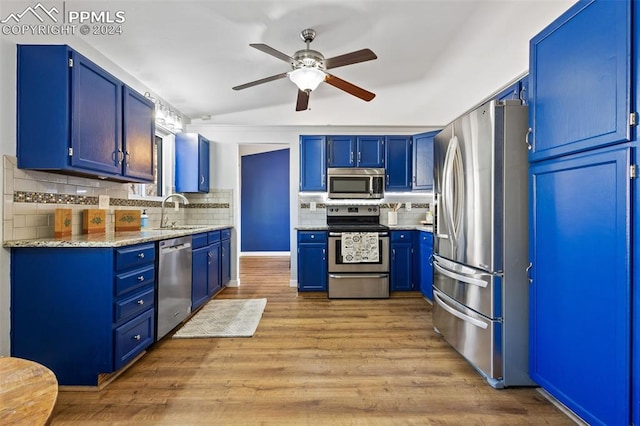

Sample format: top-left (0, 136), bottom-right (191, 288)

top-left (156, 235), bottom-right (192, 340)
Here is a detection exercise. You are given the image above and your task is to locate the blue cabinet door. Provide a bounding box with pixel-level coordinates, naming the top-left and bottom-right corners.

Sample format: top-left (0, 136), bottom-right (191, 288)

top-left (209, 242), bottom-right (222, 295)
top-left (529, 145), bottom-right (631, 426)
top-left (418, 231), bottom-right (433, 300)
top-left (176, 133), bottom-right (210, 193)
top-left (327, 136), bottom-right (355, 167)
top-left (123, 86), bottom-right (155, 181)
top-left (297, 244), bottom-right (327, 291)
top-left (199, 137), bottom-right (210, 192)
top-left (385, 136), bottom-right (412, 191)
top-left (71, 50), bottom-right (123, 176)
top-left (390, 231), bottom-right (413, 291)
top-left (297, 231), bottom-right (327, 291)
top-left (356, 136), bottom-right (385, 167)
top-left (191, 246), bottom-right (209, 310)
top-left (221, 237), bottom-right (231, 286)
top-left (529, 0), bottom-right (631, 162)
top-left (412, 131), bottom-right (437, 190)
top-left (299, 136), bottom-right (327, 191)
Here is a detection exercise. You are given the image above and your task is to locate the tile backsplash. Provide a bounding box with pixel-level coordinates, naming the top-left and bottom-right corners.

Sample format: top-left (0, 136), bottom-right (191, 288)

top-left (3, 155), bottom-right (232, 241)
top-left (298, 194), bottom-right (434, 228)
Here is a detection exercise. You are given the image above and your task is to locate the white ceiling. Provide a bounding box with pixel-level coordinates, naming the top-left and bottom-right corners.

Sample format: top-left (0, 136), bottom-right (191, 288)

top-left (3, 0), bottom-right (575, 128)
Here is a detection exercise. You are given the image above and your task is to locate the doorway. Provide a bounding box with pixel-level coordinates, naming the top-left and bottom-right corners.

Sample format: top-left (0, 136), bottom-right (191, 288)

top-left (240, 146), bottom-right (290, 254)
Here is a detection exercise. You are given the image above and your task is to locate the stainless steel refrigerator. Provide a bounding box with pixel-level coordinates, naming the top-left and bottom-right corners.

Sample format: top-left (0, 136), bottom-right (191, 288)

top-left (432, 99), bottom-right (535, 388)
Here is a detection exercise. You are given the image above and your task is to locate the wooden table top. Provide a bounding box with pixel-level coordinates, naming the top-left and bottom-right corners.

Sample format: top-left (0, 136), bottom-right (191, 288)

top-left (0, 357), bottom-right (58, 425)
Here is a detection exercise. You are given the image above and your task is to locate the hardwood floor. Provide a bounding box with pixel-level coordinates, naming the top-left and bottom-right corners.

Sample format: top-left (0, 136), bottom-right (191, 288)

top-left (51, 256), bottom-right (573, 425)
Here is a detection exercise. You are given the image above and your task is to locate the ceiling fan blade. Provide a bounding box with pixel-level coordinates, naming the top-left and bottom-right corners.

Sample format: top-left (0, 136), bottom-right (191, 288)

top-left (296, 90), bottom-right (310, 111)
top-left (324, 74), bottom-right (376, 101)
top-left (250, 43), bottom-right (298, 64)
top-left (324, 48), bottom-right (377, 70)
top-left (232, 72), bottom-right (289, 91)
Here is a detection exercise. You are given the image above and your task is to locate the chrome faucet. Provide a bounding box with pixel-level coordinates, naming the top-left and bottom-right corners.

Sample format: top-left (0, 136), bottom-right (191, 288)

top-left (160, 193), bottom-right (190, 228)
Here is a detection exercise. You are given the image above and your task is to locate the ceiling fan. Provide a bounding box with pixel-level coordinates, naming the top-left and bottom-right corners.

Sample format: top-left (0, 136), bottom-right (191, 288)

top-left (232, 28), bottom-right (377, 111)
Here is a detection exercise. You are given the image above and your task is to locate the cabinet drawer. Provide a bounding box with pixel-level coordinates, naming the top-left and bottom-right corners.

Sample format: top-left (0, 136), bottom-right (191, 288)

top-left (220, 228), bottom-right (231, 241)
top-left (298, 231), bottom-right (327, 243)
top-left (114, 309), bottom-right (154, 369)
top-left (115, 243), bottom-right (155, 271)
top-left (192, 233), bottom-right (208, 249)
top-left (115, 265), bottom-right (155, 296)
top-left (208, 230), bottom-right (221, 244)
top-left (114, 286), bottom-right (154, 324)
top-left (391, 230), bottom-right (412, 242)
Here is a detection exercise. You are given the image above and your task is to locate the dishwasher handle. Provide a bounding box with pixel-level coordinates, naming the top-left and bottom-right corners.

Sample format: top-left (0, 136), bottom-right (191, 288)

top-left (160, 242), bottom-right (192, 254)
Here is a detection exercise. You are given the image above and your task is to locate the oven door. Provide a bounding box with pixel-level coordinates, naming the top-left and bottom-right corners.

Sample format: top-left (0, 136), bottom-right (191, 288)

top-left (328, 233), bottom-right (389, 273)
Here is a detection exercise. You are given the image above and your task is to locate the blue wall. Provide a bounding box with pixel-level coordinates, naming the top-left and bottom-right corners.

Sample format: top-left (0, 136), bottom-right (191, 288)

top-left (241, 149), bottom-right (290, 252)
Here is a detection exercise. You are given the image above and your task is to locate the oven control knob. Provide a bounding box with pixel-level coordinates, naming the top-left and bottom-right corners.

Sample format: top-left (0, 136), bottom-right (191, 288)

top-left (368, 208), bottom-right (372, 212)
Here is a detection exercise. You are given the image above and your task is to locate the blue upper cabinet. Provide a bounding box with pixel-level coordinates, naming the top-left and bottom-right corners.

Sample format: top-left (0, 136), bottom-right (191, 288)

top-left (496, 81), bottom-right (520, 103)
top-left (299, 135), bottom-right (327, 191)
top-left (412, 131), bottom-right (437, 190)
top-left (385, 136), bottom-right (412, 191)
top-left (356, 136), bottom-right (385, 167)
top-left (496, 76), bottom-right (529, 105)
top-left (528, 0), bottom-right (631, 162)
top-left (71, 51), bottom-right (122, 176)
top-left (327, 136), bottom-right (355, 167)
top-left (327, 135), bottom-right (384, 168)
top-left (17, 45), bottom-right (154, 182)
top-left (122, 87), bottom-right (155, 181)
top-left (175, 133), bottom-right (210, 193)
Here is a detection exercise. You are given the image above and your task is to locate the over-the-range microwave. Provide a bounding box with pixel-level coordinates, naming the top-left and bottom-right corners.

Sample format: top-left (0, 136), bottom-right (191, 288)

top-left (327, 167), bottom-right (385, 199)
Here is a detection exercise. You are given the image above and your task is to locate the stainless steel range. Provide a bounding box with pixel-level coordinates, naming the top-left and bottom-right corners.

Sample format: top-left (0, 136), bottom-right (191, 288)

top-left (326, 205), bottom-right (389, 298)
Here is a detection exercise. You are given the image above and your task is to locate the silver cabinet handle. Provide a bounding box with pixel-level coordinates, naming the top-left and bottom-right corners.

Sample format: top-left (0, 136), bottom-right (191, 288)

top-left (358, 151), bottom-right (361, 163)
top-left (322, 248), bottom-right (326, 261)
top-left (525, 128), bottom-right (532, 150)
top-left (434, 292), bottom-right (488, 329)
top-left (526, 262), bottom-right (533, 284)
top-left (350, 151), bottom-right (354, 164)
top-left (137, 252), bottom-right (145, 259)
top-left (201, 175), bottom-right (205, 184)
top-left (137, 275), bottom-right (144, 281)
top-left (137, 299), bottom-right (144, 305)
top-left (132, 334), bottom-right (141, 341)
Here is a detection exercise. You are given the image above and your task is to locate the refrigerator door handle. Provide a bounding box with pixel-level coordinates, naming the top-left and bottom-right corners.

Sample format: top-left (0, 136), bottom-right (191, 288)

top-left (433, 261), bottom-right (488, 288)
top-left (433, 292), bottom-right (488, 329)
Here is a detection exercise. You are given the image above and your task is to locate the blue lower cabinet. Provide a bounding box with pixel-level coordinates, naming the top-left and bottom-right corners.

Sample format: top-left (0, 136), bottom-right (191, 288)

top-left (390, 231), bottom-right (414, 291)
top-left (192, 245), bottom-right (210, 310)
top-left (10, 243), bottom-right (156, 386)
top-left (417, 231), bottom-right (433, 300)
top-left (221, 229), bottom-right (231, 286)
top-left (192, 230), bottom-right (227, 310)
top-left (297, 231), bottom-right (327, 291)
top-left (529, 145), bottom-right (631, 426)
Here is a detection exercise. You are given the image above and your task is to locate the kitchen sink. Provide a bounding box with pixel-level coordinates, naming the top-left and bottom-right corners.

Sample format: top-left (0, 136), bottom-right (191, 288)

top-left (149, 225), bottom-right (208, 231)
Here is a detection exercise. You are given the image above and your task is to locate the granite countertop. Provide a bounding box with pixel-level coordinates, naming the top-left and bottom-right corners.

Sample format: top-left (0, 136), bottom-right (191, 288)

top-left (3, 225), bottom-right (233, 248)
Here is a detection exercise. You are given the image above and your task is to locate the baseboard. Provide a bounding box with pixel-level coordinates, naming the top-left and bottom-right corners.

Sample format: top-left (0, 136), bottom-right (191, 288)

top-left (226, 279), bottom-right (239, 287)
top-left (240, 252), bottom-right (291, 257)
top-left (289, 280), bottom-right (297, 288)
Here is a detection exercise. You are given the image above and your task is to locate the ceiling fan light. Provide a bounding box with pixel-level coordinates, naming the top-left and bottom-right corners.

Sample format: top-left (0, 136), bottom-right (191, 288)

top-left (289, 67), bottom-right (325, 91)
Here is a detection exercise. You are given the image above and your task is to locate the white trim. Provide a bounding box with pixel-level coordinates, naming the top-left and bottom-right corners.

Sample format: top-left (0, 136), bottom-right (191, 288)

top-left (289, 280), bottom-right (298, 288)
top-left (226, 279), bottom-right (240, 288)
top-left (240, 252), bottom-right (291, 257)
